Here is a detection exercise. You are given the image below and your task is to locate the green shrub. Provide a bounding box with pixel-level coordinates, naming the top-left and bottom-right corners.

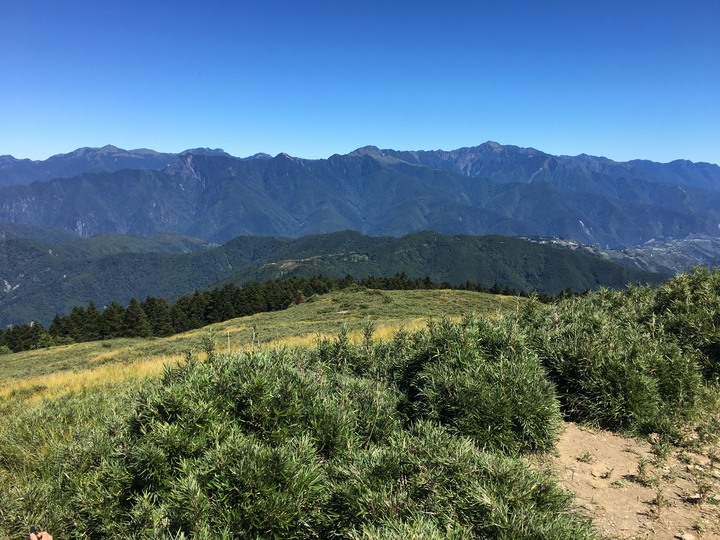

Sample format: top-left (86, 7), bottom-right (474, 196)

top-left (0, 344), bottom-right (597, 539)
top-left (523, 288), bottom-right (703, 435)
top-left (347, 514), bottom-right (474, 539)
top-left (386, 317), bottom-right (562, 454)
top-left (63, 349), bottom-right (406, 537)
top-left (653, 267), bottom-right (720, 382)
top-left (330, 421), bottom-right (597, 539)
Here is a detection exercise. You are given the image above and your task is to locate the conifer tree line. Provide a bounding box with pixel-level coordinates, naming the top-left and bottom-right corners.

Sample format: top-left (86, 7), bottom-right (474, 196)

top-left (0, 273), bottom-right (524, 354)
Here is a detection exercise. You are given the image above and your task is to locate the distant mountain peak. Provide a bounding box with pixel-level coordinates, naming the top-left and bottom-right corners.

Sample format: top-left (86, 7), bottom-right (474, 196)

top-left (98, 144), bottom-right (121, 153)
top-left (481, 141), bottom-right (503, 150)
top-left (0, 155), bottom-right (18, 165)
top-left (350, 145), bottom-right (383, 156)
top-left (275, 152), bottom-right (302, 161)
top-left (569, 152), bottom-right (614, 163)
top-left (181, 147), bottom-right (232, 158)
top-left (243, 152), bottom-right (272, 161)
top-left (348, 146), bottom-right (408, 164)
top-left (59, 145), bottom-right (146, 159)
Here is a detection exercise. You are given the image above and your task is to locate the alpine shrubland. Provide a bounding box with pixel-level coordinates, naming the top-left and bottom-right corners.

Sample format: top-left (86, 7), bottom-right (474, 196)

top-left (522, 267), bottom-right (719, 438)
top-left (1, 269), bottom-right (719, 539)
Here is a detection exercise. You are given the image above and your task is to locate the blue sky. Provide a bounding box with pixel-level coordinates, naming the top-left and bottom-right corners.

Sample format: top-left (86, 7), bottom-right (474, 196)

top-left (2, 1), bottom-right (719, 164)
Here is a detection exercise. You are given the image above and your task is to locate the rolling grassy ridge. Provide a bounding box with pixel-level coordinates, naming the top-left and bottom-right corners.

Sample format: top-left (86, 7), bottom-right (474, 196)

top-left (1, 273), bottom-right (719, 539)
top-left (0, 289), bottom-right (515, 390)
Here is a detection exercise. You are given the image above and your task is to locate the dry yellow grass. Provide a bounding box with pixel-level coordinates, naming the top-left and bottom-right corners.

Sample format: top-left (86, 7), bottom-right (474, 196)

top-left (0, 355), bottom-right (181, 402)
top-left (0, 289), bottom-right (521, 401)
top-left (0, 320), bottom-right (433, 402)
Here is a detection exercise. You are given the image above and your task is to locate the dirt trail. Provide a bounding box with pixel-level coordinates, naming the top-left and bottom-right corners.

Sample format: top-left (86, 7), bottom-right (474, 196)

top-left (548, 423), bottom-right (719, 539)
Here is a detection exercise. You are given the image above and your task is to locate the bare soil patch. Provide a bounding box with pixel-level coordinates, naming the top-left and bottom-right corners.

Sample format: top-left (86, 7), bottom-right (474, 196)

top-left (545, 423), bottom-right (720, 539)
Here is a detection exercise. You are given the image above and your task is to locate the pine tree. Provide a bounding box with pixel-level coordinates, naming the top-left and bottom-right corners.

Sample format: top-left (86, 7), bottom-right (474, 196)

top-left (170, 300), bottom-right (195, 333)
top-left (100, 302), bottom-right (126, 339)
top-left (205, 286), bottom-right (237, 324)
top-left (123, 298), bottom-right (153, 338)
top-left (84, 301), bottom-right (102, 341)
top-left (4, 322), bottom-right (44, 352)
top-left (186, 291), bottom-right (208, 327)
top-left (142, 296), bottom-right (174, 336)
top-left (65, 305), bottom-right (87, 342)
top-left (48, 314), bottom-right (67, 338)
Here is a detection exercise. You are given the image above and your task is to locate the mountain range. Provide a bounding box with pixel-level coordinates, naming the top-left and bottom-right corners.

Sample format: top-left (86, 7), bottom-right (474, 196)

top-left (1, 141), bottom-right (719, 326)
top-left (1, 142), bottom-right (719, 249)
top-left (0, 144), bottom-right (270, 188)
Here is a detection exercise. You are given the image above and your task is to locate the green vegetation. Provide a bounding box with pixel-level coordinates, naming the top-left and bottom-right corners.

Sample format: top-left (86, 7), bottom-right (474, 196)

top-left (0, 322), bottom-right (592, 538)
top-left (1, 269), bottom-right (719, 538)
top-left (521, 267), bottom-right (719, 437)
top-left (3, 274), bottom-right (516, 353)
top-left (653, 268), bottom-right (720, 381)
top-left (0, 229), bottom-right (665, 327)
top-left (0, 289), bottom-right (517, 388)
top-left (375, 317), bottom-right (562, 455)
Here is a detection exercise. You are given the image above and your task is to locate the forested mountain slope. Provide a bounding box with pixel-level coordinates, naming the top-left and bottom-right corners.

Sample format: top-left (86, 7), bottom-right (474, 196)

top-left (0, 231), bottom-right (664, 326)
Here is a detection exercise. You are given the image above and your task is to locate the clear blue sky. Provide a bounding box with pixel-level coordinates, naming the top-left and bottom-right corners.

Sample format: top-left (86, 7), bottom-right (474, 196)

top-left (2, 0), bottom-right (719, 164)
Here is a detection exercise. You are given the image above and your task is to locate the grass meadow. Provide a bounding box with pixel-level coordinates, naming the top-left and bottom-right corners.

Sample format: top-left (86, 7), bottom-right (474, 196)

top-left (1, 275), bottom-right (718, 539)
top-left (0, 289), bottom-right (518, 401)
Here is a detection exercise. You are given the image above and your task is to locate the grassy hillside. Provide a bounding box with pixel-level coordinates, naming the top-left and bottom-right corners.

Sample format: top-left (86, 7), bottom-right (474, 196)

top-left (1, 274), bottom-right (718, 539)
top-left (1, 289), bottom-right (592, 539)
top-left (0, 289), bottom-right (518, 392)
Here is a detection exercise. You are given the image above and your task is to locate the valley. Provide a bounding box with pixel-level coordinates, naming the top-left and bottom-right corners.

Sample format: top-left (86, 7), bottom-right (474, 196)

top-left (0, 230), bottom-right (666, 327)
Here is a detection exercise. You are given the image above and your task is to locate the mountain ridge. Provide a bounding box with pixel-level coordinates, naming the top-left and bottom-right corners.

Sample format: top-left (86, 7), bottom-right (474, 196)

top-left (3, 141), bottom-right (719, 188)
top-left (0, 145), bottom-right (271, 188)
top-left (364, 143), bottom-right (720, 192)
top-left (1, 142), bottom-right (719, 267)
top-left (1, 148), bottom-right (719, 249)
top-left (0, 230), bottom-right (666, 327)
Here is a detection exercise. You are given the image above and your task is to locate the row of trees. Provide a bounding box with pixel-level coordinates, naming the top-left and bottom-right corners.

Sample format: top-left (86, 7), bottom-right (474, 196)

top-left (0, 273), bottom-right (525, 354)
